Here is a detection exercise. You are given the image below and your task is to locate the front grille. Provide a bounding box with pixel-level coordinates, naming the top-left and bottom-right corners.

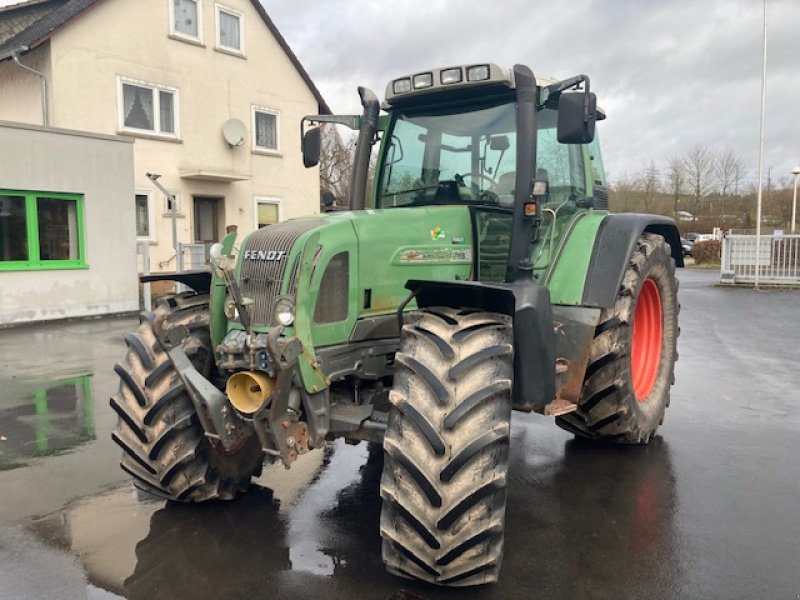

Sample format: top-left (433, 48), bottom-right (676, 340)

top-left (239, 219), bottom-right (323, 325)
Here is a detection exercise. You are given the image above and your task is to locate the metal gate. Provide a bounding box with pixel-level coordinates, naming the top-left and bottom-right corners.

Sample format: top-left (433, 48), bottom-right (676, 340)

top-left (721, 234), bottom-right (800, 285)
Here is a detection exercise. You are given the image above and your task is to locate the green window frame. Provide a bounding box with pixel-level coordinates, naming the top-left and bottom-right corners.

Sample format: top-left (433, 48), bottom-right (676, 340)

top-left (0, 189), bottom-right (87, 271)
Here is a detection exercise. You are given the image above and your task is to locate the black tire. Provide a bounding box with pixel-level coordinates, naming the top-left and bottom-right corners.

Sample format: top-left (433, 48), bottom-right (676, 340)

top-left (380, 307), bottom-right (513, 586)
top-left (111, 292), bottom-right (263, 502)
top-left (556, 233), bottom-right (679, 444)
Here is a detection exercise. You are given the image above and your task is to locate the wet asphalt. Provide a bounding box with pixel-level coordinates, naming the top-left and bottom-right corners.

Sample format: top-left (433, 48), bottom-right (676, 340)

top-left (1, 269), bottom-right (799, 600)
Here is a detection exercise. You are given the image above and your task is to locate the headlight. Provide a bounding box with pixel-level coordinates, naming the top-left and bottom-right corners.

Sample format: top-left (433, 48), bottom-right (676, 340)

top-left (224, 298), bottom-right (238, 320)
top-left (392, 78), bottom-right (412, 94)
top-left (467, 64), bottom-right (491, 81)
top-left (210, 243), bottom-right (234, 274)
top-left (440, 67), bottom-right (463, 85)
top-left (209, 242), bottom-right (224, 261)
top-left (413, 72), bottom-right (433, 89)
top-left (274, 296), bottom-right (295, 327)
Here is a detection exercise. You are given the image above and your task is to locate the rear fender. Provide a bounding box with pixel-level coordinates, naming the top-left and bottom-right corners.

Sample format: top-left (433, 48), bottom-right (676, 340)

top-left (405, 279), bottom-right (556, 412)
top-left (581, 214), bottom-right (683, 308)
top-left (140, 271), bottom-right (212, 294)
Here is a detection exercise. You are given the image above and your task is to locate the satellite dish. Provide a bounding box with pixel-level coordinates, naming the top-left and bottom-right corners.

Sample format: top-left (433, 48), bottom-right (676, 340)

top-left (222, 118), bottom-right (247, 147)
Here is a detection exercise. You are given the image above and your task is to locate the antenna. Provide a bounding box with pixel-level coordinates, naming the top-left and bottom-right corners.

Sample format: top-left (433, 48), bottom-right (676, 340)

top-left (222, 118), bottom-right (247, 147)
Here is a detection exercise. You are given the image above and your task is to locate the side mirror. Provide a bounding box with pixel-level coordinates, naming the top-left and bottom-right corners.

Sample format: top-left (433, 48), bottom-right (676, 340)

top-left (302, 126), bottom-right (321, 167)
top-left (557, 92), bottom-right (596, 144)
top-left (490, 135), bottom-right (510, 151)
top-left (320, 190), bottom-right (336, 212)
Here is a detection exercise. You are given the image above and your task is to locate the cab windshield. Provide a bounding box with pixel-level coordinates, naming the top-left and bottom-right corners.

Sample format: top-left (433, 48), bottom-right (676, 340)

top-left (377, 101), bottom-right (586, 209)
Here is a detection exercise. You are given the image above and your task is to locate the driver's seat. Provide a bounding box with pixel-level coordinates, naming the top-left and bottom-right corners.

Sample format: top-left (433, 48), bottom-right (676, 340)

top-left (496, 172), bottom-right (516, 196)
top-left (496, 172), bottom-right (516, 207)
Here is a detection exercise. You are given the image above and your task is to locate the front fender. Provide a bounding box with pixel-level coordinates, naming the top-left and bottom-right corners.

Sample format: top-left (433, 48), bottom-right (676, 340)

top-left (405, 279), bottom-right (556, 412)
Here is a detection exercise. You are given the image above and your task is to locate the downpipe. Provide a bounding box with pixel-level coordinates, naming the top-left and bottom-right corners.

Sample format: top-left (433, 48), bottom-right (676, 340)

top-left (10, 47), bottom-right (48, 126)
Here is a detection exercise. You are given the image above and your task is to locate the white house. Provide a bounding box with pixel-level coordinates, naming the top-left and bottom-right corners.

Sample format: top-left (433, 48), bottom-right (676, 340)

top-left (0, 0), bottom-right (329, 274)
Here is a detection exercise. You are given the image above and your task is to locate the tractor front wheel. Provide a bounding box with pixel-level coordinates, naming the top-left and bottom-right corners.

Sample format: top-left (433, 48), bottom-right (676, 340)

top-left (556, 233), bottom-right (679, 443)
top-left (111, 292), bottom-right (263, 501)
top-left (380, 307), bottom-right (513, 586)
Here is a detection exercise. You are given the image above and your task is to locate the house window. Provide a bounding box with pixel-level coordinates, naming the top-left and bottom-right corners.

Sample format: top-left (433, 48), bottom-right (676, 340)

top-left (255, 197), bottom-right (281, 228)
top-left (135, 191), bottom-right (155, 240)
top-left (0, 190), bottom-right (86, 271)
top-left (216, 4), bottom-right (244, 54)
top-left (252, 107), bottom-right (279, 153)
top-left (170, 0), bottom-right (202, 42)
top-left (118, 78), bottom-right (179, 138)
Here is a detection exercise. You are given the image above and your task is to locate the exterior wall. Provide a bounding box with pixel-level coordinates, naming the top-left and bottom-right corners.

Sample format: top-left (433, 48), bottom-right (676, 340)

top-left (0, 43), bottom-right (51, 126)
top-left (0, 121), bottom-right (137, 325)
top-left (45, 0), bottom-right (321, 269)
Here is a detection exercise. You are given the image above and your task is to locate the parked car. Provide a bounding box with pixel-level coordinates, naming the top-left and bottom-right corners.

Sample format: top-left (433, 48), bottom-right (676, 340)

top-left (695, 233), bottom-right (717, 242)
top-left (681, 237), bottom-right (694, 257)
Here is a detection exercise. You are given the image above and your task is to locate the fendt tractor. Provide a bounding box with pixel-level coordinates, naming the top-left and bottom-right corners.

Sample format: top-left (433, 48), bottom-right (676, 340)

top-left (112, 63), bottom-right (681, 586)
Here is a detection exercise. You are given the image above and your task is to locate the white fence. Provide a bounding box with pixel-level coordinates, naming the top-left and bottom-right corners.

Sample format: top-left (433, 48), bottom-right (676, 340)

top-left (721, 233), bottom-right (800, 285)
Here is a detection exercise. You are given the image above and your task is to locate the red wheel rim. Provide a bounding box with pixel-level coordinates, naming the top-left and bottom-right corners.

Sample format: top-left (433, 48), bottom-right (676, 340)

top-left (631, 278), bottom-right (663, 402)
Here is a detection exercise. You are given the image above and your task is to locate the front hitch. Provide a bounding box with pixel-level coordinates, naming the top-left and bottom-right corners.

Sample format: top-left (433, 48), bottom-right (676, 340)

top-left (159, 325), bottom-right (248, 452)
top-left (249, 327), bottom-right (310, 468)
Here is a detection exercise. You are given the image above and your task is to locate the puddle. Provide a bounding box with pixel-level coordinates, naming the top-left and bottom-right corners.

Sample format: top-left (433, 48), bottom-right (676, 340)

top-left (17, 439), bottom-right (386, 599)
top-left (0, 374), bottom-right (95, 470)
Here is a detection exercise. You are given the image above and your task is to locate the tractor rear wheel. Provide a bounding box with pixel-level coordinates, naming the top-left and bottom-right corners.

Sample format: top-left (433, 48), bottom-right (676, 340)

top-left (111, 292), bottom-right (263, 501)
top-left (556, 233), bottom-right (679, 444)
top-left (380, 307), bottom-right (513, 586)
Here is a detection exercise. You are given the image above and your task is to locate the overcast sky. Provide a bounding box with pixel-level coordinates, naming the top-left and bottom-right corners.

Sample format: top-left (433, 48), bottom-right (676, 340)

top-left (261, 0), bottom-right (799, 187)
top-left (1, 0), bottom-right (797, 186)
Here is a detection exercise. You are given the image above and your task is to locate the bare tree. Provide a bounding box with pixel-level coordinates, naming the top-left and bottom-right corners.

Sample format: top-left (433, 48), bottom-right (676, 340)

top-left (666, 157), bottom-right (685, 219)
top-left (683, 145), bottom-right (714, 223)
top-left (638, 160), bottom-right (660, 213)
top-left (609, 171), bottom-right (637, 212)
top-left (713, 148), bottom-right (744, 197)
top-left (713, 148), bottom-right (744, 229)
top-left (319, 124), bottom-right (355, 207)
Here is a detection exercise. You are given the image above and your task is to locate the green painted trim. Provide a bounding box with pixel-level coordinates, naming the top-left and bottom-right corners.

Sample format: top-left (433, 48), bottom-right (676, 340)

top-left (546, 212), bottom-right (607, 304)
top-left (294, 232), bottom-right (329, 393)
top-left (0, 189), bottom-right (87, 271)
top-left (0, 262), bottom-right (89, 271)
top-left (582, 144), bottom-right (594, 194)
top-left (371, 114), bottom-right (394, 209)
top-left (76, 194), bottom-right (87, 266)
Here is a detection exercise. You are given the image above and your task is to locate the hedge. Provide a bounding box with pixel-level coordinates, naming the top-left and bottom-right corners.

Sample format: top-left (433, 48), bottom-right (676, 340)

top-left (692, 240), bottom-right (721, 265)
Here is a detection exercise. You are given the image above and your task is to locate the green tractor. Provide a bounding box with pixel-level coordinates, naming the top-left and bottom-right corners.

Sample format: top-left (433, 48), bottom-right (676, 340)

top-left (112, 63), bottom-right (681, 586)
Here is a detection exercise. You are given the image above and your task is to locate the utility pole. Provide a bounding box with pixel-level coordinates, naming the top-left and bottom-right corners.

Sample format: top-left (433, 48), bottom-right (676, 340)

top-left (792, 166), bottom-right (800, 234)
top-left (754, 0), bottom-right (768, 289)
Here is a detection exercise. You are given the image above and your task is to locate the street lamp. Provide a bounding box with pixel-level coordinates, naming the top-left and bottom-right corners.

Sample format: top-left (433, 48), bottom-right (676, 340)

top-left (792, 165), bottom-right (800, 234)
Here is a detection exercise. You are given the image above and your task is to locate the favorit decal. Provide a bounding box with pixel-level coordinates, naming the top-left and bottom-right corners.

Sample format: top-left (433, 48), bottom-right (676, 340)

top-left (431, 226), bottom-right (445, 240)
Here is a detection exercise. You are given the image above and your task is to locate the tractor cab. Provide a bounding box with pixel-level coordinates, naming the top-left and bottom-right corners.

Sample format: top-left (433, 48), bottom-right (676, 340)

top-left (302, 63), bottom-right (607, 284)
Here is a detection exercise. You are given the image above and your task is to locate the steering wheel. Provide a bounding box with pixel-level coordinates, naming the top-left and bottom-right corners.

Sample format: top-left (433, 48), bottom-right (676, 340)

top-left (460, 172), bottom-right (497, 191)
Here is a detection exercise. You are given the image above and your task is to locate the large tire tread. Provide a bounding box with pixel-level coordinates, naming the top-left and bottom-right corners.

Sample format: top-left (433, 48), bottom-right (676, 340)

top-left (111, 291), bottom-right (262, 502)
top-left (557, 233), bottom-right (679, 444)
top-left (381, 307), bottom-right (513, 586)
